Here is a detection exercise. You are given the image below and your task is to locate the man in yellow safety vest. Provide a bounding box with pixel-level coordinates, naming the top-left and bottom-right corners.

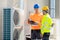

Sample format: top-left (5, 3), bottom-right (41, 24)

top-left (41, 6), bottom-right (53, 40)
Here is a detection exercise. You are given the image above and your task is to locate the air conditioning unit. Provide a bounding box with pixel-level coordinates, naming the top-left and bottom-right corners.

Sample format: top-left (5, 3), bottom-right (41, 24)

top-left (3, 8), bottom-right (25, 40)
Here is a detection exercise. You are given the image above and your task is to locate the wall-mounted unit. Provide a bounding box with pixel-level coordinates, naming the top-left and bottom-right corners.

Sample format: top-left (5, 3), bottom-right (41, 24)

top-left (3, 8), bottom-right (25, 40)
top-left (11, 8), bottom-right (25, 40)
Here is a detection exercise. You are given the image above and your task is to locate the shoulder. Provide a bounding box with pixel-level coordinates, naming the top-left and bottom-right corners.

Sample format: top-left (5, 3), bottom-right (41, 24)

top-left (38, 12), bottom-right (43, 16)
top-left (47, 14), bottom-right (52, 19)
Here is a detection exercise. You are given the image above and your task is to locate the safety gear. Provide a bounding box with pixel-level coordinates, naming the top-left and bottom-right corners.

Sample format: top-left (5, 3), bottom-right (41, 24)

top-left (41, 13), bottom-right (53, 35)
top-left (29, 13), bottom-right (43, 30)
top-left (42, 6), bottom-right (49, 10)
top-left (34, 4), bottom-right (40, 9)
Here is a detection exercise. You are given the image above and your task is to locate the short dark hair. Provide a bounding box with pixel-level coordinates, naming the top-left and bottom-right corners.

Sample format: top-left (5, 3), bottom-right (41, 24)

top-left (43, 10), bottom-right (48, 13)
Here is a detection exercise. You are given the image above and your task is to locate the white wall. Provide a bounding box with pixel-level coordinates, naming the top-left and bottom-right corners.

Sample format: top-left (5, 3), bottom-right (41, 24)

top-left (54, 19), bottom-right (60, 40)
top-left (55, 0), bottom-right (60, 18)
top-left (0, 0), bottom-right (7, 40)
top-left (59, 0), bottom-right (60, 18)
top-left (27, 0), bottom-right (49, 12)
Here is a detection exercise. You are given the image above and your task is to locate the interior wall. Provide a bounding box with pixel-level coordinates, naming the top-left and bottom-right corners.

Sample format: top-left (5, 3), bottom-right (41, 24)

top-left (55, 0), bottom-right (60, 18)
top-left (27, 0), bottom-right (49, 13)
top-left (59, 0), bottom-right (60, 18)
top-left (0, 0), bottom-right (7, 40)
top-left (0, 8), bottom-right (3, 40)
top-left (7, 0), bottom-right (13, 8)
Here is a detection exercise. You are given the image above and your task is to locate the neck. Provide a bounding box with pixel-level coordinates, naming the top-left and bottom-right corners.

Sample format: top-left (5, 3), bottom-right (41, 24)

top-left (35, 11), bottom-right (39, 14)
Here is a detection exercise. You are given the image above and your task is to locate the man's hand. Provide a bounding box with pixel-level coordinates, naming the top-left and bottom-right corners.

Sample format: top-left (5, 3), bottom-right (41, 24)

top-left (28, 19), bottom-right (32, 24)
top-left (28, 19), bottom-right (30, 24)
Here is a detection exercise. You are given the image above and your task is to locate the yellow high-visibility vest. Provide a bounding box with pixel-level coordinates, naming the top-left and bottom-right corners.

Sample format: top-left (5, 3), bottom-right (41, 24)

top-left (41, 13), bottom-right (53, 35)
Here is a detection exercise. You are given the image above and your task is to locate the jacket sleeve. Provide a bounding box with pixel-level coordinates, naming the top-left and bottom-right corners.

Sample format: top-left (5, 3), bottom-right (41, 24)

top-left (48, 18), bottom-right (53, 26)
